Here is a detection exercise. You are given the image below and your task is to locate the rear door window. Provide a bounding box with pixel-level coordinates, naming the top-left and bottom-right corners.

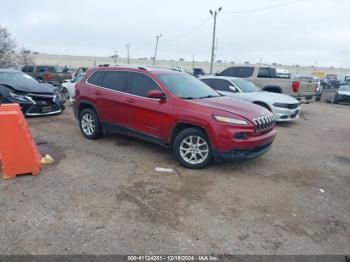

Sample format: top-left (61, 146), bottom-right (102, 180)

top-left (220, 67), bottom-right (254, 78)
top-left (258, 68), bottom-right (270, 78)
top-left (101, 71), bottom-right (131, 92)
top-left (36, 66), bottom-right (56, 73)
top-left (129, 73), bottom-right (161, 97)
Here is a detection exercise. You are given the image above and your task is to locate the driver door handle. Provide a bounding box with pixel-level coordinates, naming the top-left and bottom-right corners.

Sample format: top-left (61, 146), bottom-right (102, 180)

top-left (127, 98), bottom-right (136, 103)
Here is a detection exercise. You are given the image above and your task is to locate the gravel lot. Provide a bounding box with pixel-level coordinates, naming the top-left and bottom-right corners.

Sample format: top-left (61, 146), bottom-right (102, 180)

top-left (0, 101), bottom-right (349, 255)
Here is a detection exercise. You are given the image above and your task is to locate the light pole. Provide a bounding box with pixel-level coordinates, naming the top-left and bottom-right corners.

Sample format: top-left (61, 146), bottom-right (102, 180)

top-left (153, 34), bottom-right (162, 66)
top-left (209, 7), bottom-right (222, 74)
top-left (126, 43), bottom-right (131, 64)
top-left (113, 50), bottom-right (119, 64)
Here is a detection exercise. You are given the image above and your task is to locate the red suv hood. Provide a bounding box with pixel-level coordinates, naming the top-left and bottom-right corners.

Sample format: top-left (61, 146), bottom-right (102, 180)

top-left (190, 96), bottom-right (269, 122)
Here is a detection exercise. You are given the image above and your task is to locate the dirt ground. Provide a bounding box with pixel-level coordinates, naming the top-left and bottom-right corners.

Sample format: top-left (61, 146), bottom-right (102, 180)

top-left (0, 101), bottom-right (349, 255)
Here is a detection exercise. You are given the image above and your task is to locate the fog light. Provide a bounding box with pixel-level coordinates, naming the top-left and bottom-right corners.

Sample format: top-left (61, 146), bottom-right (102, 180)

top-left (234, 132), bottom-right (248, 140)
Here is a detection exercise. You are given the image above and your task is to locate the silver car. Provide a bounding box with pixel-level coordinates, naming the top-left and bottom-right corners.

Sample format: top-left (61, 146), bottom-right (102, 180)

top-left (200, 76), bottom-right (301, 122)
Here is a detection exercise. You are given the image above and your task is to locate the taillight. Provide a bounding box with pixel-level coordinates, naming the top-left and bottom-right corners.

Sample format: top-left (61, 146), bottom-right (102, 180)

top-left (292, 81), bottom-right (300, 93)
top-left (44, 72), bottom-right (52, 81)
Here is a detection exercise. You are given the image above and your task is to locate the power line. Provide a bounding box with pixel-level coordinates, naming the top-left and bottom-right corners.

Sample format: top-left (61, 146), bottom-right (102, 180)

top-left (224, 0), bottom-right (305, 15)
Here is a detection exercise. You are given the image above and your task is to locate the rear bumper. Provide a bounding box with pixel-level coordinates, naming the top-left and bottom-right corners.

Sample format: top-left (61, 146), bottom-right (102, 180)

top-left (296, 95), bottom-right (316, 104)
top-left (213, 142), bottom-right (273, 162)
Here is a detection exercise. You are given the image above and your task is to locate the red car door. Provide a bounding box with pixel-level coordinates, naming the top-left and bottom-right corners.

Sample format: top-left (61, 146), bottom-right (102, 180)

top-left (92, 70), bottom-right (133, 128)
top-left (127, 72), bottom-right (173, 139)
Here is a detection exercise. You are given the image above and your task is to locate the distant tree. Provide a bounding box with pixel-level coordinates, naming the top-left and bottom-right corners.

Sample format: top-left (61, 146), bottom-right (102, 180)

top-left (0, 26), bottom-right (16, 67)
top-left (18, 48), bottom-right (34, 67)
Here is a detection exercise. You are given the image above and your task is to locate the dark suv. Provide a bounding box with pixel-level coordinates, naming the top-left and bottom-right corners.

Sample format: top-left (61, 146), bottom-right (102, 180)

top-left (74, 66), bottom-right (277, 169)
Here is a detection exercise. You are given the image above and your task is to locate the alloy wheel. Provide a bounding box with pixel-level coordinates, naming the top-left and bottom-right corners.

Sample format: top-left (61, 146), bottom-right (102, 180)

top-left (179, 135), bottom-right (209, 165)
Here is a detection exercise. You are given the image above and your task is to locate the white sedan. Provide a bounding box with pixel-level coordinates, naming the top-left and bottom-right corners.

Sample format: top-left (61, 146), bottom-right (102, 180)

top-left (62, 74), bottom-right (85, 103)
top-left (200, 76), bottom-right (301, 122)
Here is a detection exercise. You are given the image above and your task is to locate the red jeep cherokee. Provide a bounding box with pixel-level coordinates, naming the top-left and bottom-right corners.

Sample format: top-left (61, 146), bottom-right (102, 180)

top-left (74, 66), bottom-right (277, 169)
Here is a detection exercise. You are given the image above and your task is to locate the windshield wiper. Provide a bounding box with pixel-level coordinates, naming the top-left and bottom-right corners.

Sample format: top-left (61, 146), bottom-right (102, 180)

top-left (181, 97), bottom-right (194, 100)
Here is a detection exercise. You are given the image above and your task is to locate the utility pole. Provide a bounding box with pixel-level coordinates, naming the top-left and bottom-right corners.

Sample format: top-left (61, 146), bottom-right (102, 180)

top-left (126, 43), bottom-right (131, 64)
top-left (209, 7), bottom-right (222, 74)
top-left (153, 34), bottom-right (162, 66)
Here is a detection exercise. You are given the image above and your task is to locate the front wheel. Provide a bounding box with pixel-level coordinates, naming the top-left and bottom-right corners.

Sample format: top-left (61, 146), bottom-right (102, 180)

top-left (79, 108), bottom-right (102, 139)
top-left (173, 128), bottom-right (212, 169)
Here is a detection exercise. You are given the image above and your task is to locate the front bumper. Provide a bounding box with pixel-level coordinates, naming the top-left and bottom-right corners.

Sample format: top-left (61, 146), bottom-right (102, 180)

top-left (5, 95), bottom-right (65, 116)
top-left (213, 142), bottom-right (273, 162)
top-left (334, 95), bottom-right (350, 104)
top-left (211, 127), bottom-right (277, 163)
top-left (272, 106), bottom-right (300, 122)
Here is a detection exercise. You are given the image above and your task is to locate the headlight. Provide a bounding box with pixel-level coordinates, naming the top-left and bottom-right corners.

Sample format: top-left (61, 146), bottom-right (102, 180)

top-left (213, 115), bottom-right (248, 125)
top-left (9, 92), bottom-right (29, 102)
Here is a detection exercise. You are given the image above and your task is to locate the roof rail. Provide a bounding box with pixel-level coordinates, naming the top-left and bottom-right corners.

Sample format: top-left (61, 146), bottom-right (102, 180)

top-left (138, 66), bottom-right (152, 71)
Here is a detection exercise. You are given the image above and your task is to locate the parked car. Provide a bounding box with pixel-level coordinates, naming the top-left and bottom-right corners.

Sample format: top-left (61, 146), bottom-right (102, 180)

top-left (276, 69), bottom-right (291, 79)
top-left (74, 67), bottom-right (88, 77)
top-left (0, 69), bottom-right (65, 116)
top-left (22, 65), bottom-right (72, 87)
top-left (62, 73), bottom-right (85, 103)
top-left (200, 76), bottom-right (301, 122)
top-left (323, 74), bottom-right (340, 89)
top-left (334, 85), bottom-right (350, 104)
top-left (218, 66), bottom-right (316, 103)
top-left (193, 68), bottom-right (207, 78)
top-left (74, 66), bottom-right (277, 169)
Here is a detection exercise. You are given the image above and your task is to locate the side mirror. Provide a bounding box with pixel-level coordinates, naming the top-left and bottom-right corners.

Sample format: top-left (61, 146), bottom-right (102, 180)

top-left (147, 90), bottom-right (166, 100)
top-left (229, 86), bottom-right (237, 92)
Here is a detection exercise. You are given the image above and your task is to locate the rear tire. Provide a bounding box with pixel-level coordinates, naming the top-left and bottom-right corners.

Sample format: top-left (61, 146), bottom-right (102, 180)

top-left (79, 108), bottom-right (102, 139)
top-left (173, 128), bottom-right (212, 169)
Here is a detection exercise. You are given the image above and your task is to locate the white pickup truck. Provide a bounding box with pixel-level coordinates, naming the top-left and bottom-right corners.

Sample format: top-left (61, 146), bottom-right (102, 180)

top-left (218, 66), bottom-right (316, 103)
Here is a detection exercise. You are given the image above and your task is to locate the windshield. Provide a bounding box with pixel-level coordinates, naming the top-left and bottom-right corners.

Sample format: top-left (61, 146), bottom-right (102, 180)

top-left (0, 72), bottom-right (38, 86)
top-left (231, 78), bottom-right (259, 92)
top-left (158, 73), bottom-right (220, 99)
top-left (339, 85), bottom-right (350, 92)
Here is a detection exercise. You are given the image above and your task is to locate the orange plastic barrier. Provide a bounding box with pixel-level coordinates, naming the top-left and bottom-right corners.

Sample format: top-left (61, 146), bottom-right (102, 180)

top-left (0, 104), bottom-right (42, 179)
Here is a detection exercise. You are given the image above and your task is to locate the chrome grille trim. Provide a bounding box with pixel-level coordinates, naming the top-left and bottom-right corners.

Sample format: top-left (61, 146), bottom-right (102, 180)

top-left (253, 114), bottom-right (275, 133)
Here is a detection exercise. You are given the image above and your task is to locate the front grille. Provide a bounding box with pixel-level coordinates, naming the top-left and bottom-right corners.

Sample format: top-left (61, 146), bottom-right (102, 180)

top-left (253, 114), bottom-right (275, 133)
top-left (287, 103), bottom-right (300, 109)
top-left (26, 93), bottom-right (61, 114)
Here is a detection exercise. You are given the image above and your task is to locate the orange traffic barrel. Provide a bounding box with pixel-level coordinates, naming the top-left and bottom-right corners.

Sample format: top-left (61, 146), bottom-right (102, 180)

top-left (0, 104), bottom-right (42, 179)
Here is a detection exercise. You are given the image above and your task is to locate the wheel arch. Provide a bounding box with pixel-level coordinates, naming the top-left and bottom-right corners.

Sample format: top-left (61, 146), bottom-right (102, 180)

top-left (262, 86), bottom-right (282, 93)
top-left (78, 100), bottom-right (100, 119)
top-left (252, 101), bottom-right (272, 111)
top-left (169, 122), bottom-right (209, 148)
